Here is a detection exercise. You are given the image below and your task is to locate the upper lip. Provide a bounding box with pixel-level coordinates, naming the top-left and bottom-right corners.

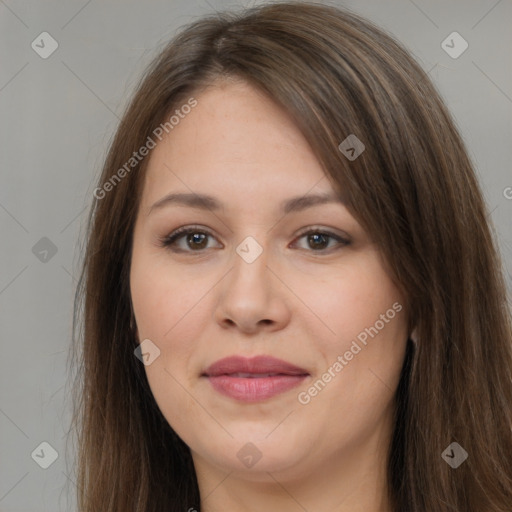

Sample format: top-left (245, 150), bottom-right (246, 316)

top-left (203, 355), bottom-right (309, 377)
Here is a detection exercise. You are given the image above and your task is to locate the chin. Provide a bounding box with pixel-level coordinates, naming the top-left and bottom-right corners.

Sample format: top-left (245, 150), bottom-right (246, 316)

top-left (192, 433), bottom-right (314, 478)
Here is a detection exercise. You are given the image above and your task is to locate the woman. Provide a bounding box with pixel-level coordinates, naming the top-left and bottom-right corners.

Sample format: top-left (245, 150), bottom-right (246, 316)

top-left (69, 2), bottom-right (512, 511)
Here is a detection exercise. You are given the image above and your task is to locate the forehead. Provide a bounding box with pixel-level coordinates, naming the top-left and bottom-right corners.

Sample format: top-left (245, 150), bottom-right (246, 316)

top-left (140, 81), bottom-right (337, 210)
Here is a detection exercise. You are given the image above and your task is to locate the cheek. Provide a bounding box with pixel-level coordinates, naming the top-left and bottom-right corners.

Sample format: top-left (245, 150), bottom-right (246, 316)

top-left (130, 263), bottom-right (209, 432)
top-left (130, 250), bottom-right (205, 341)
top-left (293, 252), bottom-right (405, 349)
top-left (292, 253), bottom-right (407, 415)
top-left (295, 291), bottom-right (407, 454)
top-left (130, 251), bottom-right (219, 377)
top-left (130, 255), bottom-right (197, 396)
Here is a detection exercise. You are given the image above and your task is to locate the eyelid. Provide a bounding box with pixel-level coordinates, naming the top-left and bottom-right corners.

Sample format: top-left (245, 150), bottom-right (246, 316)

top-left (293, 225), bottom-right (351, 243)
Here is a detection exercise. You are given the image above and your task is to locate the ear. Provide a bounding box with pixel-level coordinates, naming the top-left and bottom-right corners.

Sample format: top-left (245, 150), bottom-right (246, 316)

top-left (410, 327), bottom-right (418, 344)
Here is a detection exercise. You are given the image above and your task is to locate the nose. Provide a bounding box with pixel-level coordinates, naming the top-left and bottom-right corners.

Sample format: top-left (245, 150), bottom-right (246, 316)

top-left (212, 242), bottom-right (291, 335)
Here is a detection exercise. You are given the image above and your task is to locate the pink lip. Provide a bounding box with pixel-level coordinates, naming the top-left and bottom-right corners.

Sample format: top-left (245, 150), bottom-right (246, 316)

top-left (204, 355), bottom-right (308, 376)
top-left (202, 355), bottom-right (309, 402)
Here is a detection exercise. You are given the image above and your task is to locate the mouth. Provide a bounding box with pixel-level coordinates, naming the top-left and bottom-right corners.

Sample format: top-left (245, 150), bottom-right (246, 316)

top-left (220, 372), bottom-right (297, 378)
top-left (202, 355), bottom-right (310, 402)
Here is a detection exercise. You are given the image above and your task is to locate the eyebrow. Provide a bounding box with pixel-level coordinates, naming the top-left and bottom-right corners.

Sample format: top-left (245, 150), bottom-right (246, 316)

top-left (148, 191), bottom-right (345, 216)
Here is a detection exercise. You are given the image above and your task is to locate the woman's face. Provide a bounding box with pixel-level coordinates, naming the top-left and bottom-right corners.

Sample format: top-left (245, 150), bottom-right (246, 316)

top-left (130, 79), bottom-right (409, 482)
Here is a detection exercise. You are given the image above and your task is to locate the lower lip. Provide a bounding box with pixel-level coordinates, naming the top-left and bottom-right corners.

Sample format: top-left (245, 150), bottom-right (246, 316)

top-left (205, 374), bottom-right (308, 402)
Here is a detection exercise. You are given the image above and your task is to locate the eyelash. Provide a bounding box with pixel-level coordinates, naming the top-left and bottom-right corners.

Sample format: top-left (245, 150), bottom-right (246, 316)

top-left (158, 225), bottom-right (350, 254)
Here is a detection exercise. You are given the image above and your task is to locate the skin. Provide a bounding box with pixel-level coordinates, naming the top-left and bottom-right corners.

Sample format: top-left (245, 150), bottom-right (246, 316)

top-left (129, 79), bottom-right (410, 512)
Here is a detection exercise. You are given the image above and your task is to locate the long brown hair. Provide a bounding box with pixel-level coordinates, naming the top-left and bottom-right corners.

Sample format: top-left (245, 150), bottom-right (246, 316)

top-left (68, 2), bottom-right (512, 510)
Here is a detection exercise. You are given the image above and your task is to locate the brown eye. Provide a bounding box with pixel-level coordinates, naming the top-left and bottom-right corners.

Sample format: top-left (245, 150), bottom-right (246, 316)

top-left (307, 233), bottom-right (330, 250)
top-left (183, 232), bottom-right (208, 250)
top-left (292, 229), bottom-right (350, 252)
top-left (160, 227), bottom-right (220, 253)
top-left (159, 226), bottom-right (350, 255)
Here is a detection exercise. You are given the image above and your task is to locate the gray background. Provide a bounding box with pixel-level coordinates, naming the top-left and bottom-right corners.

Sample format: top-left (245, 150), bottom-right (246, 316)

top-left (1, 0), bottom-right (511, 510)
